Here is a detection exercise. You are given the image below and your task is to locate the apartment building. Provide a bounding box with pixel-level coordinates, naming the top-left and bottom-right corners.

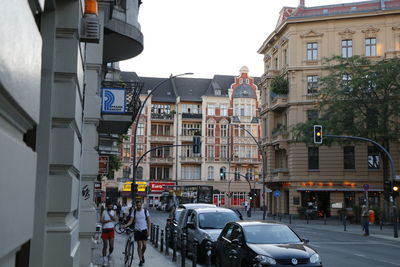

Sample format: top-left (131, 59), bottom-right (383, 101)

top-left (113, 67), bottom-right (263, 208)
top-left (258, 0), bottom-right (400, 217)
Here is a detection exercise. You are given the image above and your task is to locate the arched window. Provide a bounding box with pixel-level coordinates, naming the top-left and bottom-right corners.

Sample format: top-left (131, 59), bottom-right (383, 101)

top-left (123, 166), bottom-right (130, 178)
top-left (136, 166), bottom-right (143, 180)
top-left (207, 166), bottom-right (214, 180)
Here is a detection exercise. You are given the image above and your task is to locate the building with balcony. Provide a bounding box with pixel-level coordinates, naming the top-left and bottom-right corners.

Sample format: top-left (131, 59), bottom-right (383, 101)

top-left (258, 0), bottom-right (400, 217)
top-left (0, 0), bottom-right (144, 266)
top-left (115, 67), bottom-right (263, 208)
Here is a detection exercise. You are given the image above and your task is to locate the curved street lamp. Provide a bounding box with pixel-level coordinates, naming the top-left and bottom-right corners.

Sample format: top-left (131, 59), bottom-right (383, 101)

top-left (131, 73), bottom-right (194, 201)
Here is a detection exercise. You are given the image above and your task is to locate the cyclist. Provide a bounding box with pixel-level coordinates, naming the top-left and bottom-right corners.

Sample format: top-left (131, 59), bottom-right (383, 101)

top-left (100, 201), bottom-right (118, 265)
top-left (125, 200), bottom-right (151, 266)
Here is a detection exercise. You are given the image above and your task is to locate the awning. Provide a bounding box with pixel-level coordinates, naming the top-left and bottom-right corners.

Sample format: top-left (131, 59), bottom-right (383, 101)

top-left (296, 188), bottom-right (383, 192)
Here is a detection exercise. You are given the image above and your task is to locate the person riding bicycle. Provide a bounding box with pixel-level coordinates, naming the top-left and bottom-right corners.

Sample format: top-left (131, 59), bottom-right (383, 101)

top-left (125, 200), bottom-right (151, 266)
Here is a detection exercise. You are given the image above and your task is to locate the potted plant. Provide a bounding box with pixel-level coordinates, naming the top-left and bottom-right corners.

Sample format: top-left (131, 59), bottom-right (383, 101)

top-left (270, 75), bottom-right (289, 95)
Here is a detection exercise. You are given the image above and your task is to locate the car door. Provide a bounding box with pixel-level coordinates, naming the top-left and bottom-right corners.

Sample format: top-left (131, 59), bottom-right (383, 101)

top-left (185, 211), bottom-right (197, 252)
top-left (216, 223), bottom-right (235, 266)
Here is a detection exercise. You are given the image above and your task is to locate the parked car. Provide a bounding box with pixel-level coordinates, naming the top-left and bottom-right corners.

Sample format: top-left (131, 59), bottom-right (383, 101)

top-left (177, 207), bottom-right (240, 260)
top-left (215, 221), bottom-right (322, 267)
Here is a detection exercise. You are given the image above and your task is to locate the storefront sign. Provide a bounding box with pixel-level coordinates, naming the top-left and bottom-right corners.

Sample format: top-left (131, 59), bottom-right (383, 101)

top-left (98, 156), bottom-right (109, 174)
top-left (101, 88), bottom-right (126, 113)
top-left (94, 182), bottom-right (102, 192)
top-left (150, 182), bottom-right (176, 193)
top-left (122, 181), bottom-right (147, 192)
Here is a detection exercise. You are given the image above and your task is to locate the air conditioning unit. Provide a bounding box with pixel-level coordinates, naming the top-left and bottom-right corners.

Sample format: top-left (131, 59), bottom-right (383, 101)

top-left (80, 14), bottom-right (100, 43)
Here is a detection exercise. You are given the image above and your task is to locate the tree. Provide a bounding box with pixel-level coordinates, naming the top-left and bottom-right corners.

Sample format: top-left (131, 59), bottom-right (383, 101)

top-left (97, 155), bottom-right (122, 181)
top-left (292, 56), bottom-right (400, 202)
top-left (270, 74), bottom-right (289, 95)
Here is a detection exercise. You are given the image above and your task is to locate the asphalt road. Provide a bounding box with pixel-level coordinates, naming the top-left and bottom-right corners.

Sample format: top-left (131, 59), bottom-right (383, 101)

top-left (148, 208), bottom-right (400, 267)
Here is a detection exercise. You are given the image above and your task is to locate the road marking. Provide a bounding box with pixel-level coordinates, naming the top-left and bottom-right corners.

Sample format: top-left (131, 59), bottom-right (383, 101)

top-left (354, 253), bottom-right (400, 266)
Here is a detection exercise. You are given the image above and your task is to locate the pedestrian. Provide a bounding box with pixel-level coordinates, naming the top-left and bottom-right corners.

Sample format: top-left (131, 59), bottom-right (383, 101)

top-left (125, 200), bottom-right (151, 266)
top-left (244, 200), bottom-right (249, 212)
top-left (100, 200), bottom-right (118, 265)
top-left (361, 205), bottom-right (369, 236)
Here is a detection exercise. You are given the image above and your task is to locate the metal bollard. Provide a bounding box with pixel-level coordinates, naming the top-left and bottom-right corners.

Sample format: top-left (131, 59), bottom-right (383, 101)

top-left (289, 214), bottom-right (292, 224)
top-left (155, 225), bottom-right (159, 248)
top-left (307, 213), bottom-right (309, 224)
top-left (205, 240), bottom-right (213, 267)
top-left (380, 215), bottom-right (383, 231)
top-left (192, 239), bottom-right (198, 267)
top-left (279, 213), bottom-right (282, 221)
top-left (324, 214), bottom-right (327, 225)
top-left (172, 230), bottom-right (177, 262)
top-left (165, 226), bottom-right (169, 255)
top-left (181, 232), bottom-right (186, 267)
top-left (343, 215), bottom-right (347, 231)
top-left (160, 229), bottom-right (164, 252)
top-left (151, 223), bottom-right (154, 244)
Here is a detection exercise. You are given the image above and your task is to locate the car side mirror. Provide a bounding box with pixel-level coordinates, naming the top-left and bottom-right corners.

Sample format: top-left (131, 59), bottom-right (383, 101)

top-left (187, 221), bottom-right (196, 229)
top-left (302, 238), bottom-right (309, 244)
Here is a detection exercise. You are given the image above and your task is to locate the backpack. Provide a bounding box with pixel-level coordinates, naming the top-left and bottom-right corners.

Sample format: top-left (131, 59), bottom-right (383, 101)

top-left (133, 208), bottom-right (149, 225)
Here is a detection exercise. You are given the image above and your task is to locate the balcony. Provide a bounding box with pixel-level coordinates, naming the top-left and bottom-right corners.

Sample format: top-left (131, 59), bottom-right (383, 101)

top-left (151, 113), bottom-right (174, 121)
top-left (149, 157), bottom-right (174, 164)
top-left (98, 134), bottom-right (120, 155)
top-left (98, 81), bottom-right (143, 134)
top-left (230, 157), bottom-right (260, 164)
top-left (271, 168), bottom-right (289, 181)
top-left (100, 0), bottom-right (144, 62)
top-left (149, 136), bottom-right (175, 143)
top-left (182, 113), bottom-right (202, 120)
top-left (270, 95), bottom-right (288, 111)
top-left (271, 125), bottom-right (289, 144)
top-left (180, 156), bottom-right (202, 164)
top-left (180, 135), bottom-right (197, 142)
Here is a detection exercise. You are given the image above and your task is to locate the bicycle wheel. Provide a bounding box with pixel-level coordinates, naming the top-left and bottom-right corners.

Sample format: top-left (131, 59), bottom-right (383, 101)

top-left (115, 222), bottom-right (125, 234)
top-left (128, 240), bottom-right (135, 267)
top-left (124, 238), bottom-right (135, 266)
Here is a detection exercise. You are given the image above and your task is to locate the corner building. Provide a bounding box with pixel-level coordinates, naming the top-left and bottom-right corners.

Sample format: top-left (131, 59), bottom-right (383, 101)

top-left (258, 0), bottom-right (400, 217)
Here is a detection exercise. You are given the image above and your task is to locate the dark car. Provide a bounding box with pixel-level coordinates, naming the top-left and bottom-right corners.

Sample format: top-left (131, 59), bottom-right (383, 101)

top-left (215, 221), bottom-right (322, 267)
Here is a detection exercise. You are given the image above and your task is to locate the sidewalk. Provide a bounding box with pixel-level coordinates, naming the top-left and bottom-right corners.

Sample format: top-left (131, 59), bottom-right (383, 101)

top-left (247, 210), bottom-right (400, 242)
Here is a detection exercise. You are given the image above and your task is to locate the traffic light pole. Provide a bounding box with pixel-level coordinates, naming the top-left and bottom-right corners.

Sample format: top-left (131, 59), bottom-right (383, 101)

top-left (325, 134), bottom-right (398, 238)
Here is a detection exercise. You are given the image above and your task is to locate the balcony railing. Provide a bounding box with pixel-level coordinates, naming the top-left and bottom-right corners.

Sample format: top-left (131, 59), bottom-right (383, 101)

top-left (182, 113), bottom-right (202, 119)
top-left (149, 157), bottom-right (174, 164)
top-left (180, 156), bottom-right (202, 163)
top-left (270, 94), bottom-right (288, 111)
top-left (272, 125), bottom-right (289, 143)
top-left (149, 136), bottom-right (175, 142)
top-left (230, 157), bottom-right (260, 164)
top-left (151, 113), bottom-right (174, 120)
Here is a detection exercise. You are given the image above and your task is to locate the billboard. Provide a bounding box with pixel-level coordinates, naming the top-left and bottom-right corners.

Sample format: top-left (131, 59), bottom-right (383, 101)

top-left (98, 156), bottom-right (109, 174)
top-left (122, 181), bottom-right (147, 192)
top-left (149, 182), bottom-right (176, 193)
top-left (101, 88), bottom-right (126, 113)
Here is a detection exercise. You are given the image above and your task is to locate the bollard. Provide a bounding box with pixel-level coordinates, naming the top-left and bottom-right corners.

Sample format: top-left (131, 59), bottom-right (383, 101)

top-left (307, 213), bottom-right (309, 224)
top-left (165, 226), bottom-right (169, 255)
top-left (343, 215), bottom-right (347, 231)
top-left (380, 215), bottom-right (383, 231)
top-left (192, 238), bottom-right (198, 267)
top-left (181, 232), bottom-right (186, 267)
top-left (279, 213), bottom-right (282, 222)
top-left (150, 223), bottom-right (153, 244)
top-left (324, 214), bottom-right (327, 225)
top-left (289, 214), bottom-right (292, 224)
top-left (160, 229), bottom-right (164, 252)
top-left (172, 230), bottom-right (177, 262)
top-left (155, 225), bottom-right (159, 248)
top-left (205, 240), bottom-right (213, 267)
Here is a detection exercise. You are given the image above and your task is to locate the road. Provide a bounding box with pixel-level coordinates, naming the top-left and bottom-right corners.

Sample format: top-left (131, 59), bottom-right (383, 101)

top-left (148, 208), bottom-right (400, 267)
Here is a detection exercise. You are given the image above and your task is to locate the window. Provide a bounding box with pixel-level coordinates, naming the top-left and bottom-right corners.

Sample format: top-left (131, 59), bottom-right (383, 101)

top-left (221, 104), bottom-right (228, 116)
top-left (150, 166), bottom-right (171, 181)
top-left (182, 123), bottom-right (201, 136)
top-left (182, 104), bottom-right (201, 114)
top-left (307, 75), bottom-right (318, 94)
top-left (283, 49), bottom-right (287, 66)
top-left (151, 124), bottom-right (171, 136)
top-left (307, 110), bottom-right (318, 121)
top-left (123, 166), bottom-right (130, 178)
top-left (342, 39), bottom-right (353, 58)
top-left (123, 144), bottom-right (130, 159)
top-left (208, 104), bottom-right (215, 115)
top-left (207, 124), bottom-right (215, 136)
top-left (221, 145), bottom-right (228, 159)
top-left (221, 124), bottom-right (228, 137)
top-left (215, 89), bottom-right (221, 96)
top-left (208, 166), bottom-right (214, 180)
top-left (274, 58), bottom-right (278, 69)
top-left (181, 166), bottom-right (201, 180)
top-left (307, 42), bottom-right (318, 61)
top-left (137, 123), bottom-right (144, 135)
top-left (344, 192), bottom-right (355, 208)
top-left (150, 145), bottom-right (170, 158)
top-left (136, 167), bottom-right (143, 180)
top-left (365, 38), bottom-right (376, 57)
top-left (207, 145), bottom-right (214, 158)
top-left (344, 146), bottom-right (355, 170)
top-left (151, 104), bottom-right (171, 114)
top-left (308, 147), bottom-right (319, 170)
top-left (136, 144), bottom-right (144, 157)
top-left (342, 74), bottom-right (352, 92)
top-left (368, 146), bottom-right (380, 169)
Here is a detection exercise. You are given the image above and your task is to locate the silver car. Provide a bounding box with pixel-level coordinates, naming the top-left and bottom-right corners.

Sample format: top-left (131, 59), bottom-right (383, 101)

top-left (183, 207), bottom-right (241, 260)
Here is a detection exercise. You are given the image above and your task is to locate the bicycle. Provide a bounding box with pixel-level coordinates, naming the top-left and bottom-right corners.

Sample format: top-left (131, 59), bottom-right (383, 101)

top-left (123, 230), bottom-right (135, 266)
top-left (114, 222), bottom-right (126, 234)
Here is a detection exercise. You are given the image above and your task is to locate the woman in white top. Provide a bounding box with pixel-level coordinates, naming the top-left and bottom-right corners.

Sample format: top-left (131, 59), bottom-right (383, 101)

top-left (100, 201), bottom-right (118, 265)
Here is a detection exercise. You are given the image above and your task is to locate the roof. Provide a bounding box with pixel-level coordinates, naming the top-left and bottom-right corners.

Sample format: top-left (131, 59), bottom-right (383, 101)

top-left (204, 75), bottom-right (235, 97)
top-left (137, 76), bottom-right (177, 103)
top-left (174, 77), bottom-right (210, 101)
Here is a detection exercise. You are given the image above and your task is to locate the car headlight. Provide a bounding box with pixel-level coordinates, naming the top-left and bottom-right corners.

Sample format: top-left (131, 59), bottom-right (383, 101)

top-left (310, 253), bottom-right (320, 264)
top-left (254, 255), bottom-right (276, 265)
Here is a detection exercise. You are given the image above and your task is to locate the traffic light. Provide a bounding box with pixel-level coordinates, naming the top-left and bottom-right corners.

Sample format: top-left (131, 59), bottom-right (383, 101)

top-left (192, 136), bottom-right (201, 154)
top-left (313, 125), bottom-right (323, 144)
top-left (248, 192), bottom-right (252, 200)
top-left (393, 182), bottom-right (399, 197)
top-left (219, 168), bottom-right (226, 180)
top-left (131, 183), bottom-right (138, 193)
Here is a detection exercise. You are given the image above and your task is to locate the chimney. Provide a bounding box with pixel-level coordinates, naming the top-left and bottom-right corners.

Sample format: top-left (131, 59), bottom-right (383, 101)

top-left (380, 0), bottom-right (385, 10)
top-left (299, 0), bottom-right (305, 7)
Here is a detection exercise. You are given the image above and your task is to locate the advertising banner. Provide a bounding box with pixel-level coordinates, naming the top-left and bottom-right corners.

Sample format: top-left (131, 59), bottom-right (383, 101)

top-left (149, 182), bottom-right (176, 193)
top-left (122, 181), bottom-right (147, 192)
top-left (98, 156), bottom-right (109, 174)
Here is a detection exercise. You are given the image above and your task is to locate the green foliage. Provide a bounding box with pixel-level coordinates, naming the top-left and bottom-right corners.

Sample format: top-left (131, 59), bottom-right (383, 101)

top-left (291, 56), bottom-right (400, 144)
top-left (108, 155), bottom-right (122, 179)
top-left (270, 74), bottom-right (289, 95)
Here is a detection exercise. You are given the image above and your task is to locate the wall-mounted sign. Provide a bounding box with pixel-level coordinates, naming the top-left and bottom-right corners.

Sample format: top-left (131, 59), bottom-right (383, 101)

top-left (98, 156), bottom-right (109, 174)
top-left (94, 182), bottom-right (102, 192)
top-left (101, 88), bottom-right (126, 113)
top-left (122, 181), bottom-right (147, 192)
top-left (149, 182), bottom-right (176, 193)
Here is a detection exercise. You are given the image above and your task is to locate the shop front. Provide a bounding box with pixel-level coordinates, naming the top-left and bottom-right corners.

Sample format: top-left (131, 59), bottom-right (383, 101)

top-left (148, 182), bottom-right (175, 208)
top-left (120, 181), bottom-right (148, 205)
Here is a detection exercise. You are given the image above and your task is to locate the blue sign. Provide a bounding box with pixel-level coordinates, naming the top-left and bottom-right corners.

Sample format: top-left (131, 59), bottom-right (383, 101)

top-left (274, 190), bottom-right (281, 198)
top-left (101, 88), bottom-right (126, 113)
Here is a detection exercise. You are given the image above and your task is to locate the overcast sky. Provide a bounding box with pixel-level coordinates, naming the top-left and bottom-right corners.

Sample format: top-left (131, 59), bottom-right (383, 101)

top-left (120, 0), bottom-right (365, 79)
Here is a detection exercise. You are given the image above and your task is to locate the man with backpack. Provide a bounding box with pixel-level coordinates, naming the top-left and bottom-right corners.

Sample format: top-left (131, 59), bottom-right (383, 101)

top-left (125, 200), bottom-right (151, 266)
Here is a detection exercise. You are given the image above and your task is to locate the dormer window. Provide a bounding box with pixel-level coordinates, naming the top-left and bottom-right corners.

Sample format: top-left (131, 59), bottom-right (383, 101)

top-left (215, 89), bottom-right (221, 96)
top-left (239, 78), bottom-right (243, 84)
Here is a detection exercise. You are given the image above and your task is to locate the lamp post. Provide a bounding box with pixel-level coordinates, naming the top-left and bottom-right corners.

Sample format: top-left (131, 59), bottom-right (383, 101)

top-left (131, 73), bottom-right (193, 203)
top-left (239, 125), bottom-right (267, 220)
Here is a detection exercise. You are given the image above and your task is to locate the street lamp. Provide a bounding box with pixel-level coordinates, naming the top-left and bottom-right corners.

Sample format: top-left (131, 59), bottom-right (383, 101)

top-left (131, 73), bottom-right (194, 202)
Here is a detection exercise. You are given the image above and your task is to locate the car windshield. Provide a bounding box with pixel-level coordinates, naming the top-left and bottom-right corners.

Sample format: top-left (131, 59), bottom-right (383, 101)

top-left (244, 225), bottom-right (302, 244)
top-left (198, 212), bottom-right (239, 229)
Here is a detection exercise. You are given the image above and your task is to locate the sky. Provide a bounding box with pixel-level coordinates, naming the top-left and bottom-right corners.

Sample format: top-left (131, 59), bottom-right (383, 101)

top-left (120, 0), bottom-right (366, 79)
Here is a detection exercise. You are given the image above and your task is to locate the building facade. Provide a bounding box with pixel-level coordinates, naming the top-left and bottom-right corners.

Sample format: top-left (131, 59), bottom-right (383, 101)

top-left (258, 0), bottom-right (400, 217)
top-left (112, 67), bottom-right (264, 208)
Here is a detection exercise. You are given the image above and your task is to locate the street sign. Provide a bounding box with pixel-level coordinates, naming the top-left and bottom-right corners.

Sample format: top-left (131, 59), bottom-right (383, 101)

top-left (363, 184), bottom-right (369, 191)
top-left (264, 188), bottom-right (272, 193)
top-left (274, 190), bottom-right (281, 198)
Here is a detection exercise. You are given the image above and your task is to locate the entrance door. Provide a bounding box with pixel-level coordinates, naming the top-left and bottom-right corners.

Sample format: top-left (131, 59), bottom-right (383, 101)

top-left (213, 194), bottom-right (225, 206)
